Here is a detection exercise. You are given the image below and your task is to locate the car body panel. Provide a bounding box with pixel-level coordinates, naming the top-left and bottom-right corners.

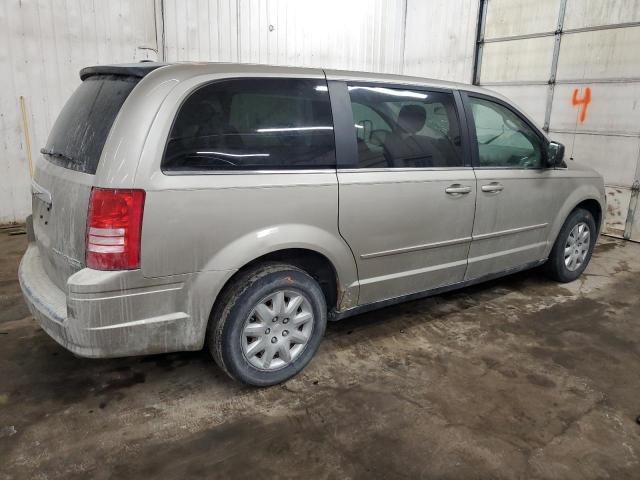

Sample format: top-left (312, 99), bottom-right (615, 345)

top-left (18, 62), bottom-right (605, 359)
top-left (30, 160), bottom-right (93, 292)
top-left (131, 65), bottom-right (359, 311)
top-left (337, 168), bottom-right (477, 305)
top-left (466, 167), bottom-right (564, 279)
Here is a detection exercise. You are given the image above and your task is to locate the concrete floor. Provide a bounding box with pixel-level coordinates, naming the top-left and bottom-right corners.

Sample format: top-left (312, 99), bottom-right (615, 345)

top-left (1, 232), bottom-right (639, 479)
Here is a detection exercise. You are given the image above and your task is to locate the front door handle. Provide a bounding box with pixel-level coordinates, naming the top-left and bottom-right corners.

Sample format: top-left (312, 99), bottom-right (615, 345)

top-left (445, 184), bottom-right (472, 195)
top-left (481, 182), bottom-right (504, 193)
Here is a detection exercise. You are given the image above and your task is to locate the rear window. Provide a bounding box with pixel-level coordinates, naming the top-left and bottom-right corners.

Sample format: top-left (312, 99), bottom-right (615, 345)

top-left (42, 75), bottom-right (138, 174)
top-left (162, 78), bottom-right (335, 171)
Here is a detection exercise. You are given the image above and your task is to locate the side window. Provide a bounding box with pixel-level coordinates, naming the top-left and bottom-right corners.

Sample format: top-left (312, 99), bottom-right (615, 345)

top-left (351, 102), bottom-right (392, 168)
top-left (163, 78), bottom-right (335, 171)
top-left (347, 85), bottom-right (464, 168)
top-left (469, 97), bottom-right (543, 169)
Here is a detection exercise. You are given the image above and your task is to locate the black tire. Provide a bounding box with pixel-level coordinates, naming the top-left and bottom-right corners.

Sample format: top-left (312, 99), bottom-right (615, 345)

top-left (207, 262), bottom-right (327, 386)
top-left (546, 208), bottom-right (597, 282)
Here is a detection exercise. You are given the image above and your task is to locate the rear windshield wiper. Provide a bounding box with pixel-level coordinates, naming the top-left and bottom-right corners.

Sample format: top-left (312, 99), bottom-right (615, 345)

top-left (40, 148), bottom-right (75, 164)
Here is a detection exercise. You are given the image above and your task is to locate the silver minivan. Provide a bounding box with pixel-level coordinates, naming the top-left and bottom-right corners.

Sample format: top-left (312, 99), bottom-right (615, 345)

top-left (19, 63), bottom-right (605, 386)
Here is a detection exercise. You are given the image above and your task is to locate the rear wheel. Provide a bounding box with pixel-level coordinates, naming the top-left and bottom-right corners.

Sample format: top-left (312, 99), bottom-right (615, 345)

top-left (208, 263), bottom-right (327, 386)
top-left (546, 208), bottom-right (597, 282)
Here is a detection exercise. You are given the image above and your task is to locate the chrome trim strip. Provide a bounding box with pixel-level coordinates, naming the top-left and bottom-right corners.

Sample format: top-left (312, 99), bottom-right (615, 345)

top-left (360, 223), bottom-right (548, 259)
top-left (472, 223), bottom-right (548, 241)
top-left (467, 241), bottom-right (549, 264)
top-left (357, 258), bottom-right (468, 285)
top-left (162, 169), bottom-right (337, 176)
top-left (338, 166), bottom-right (473, 173)
top-left (472, 166), bottom-right (546, 171)
top-left (164, 167), bottom-right (477, 176)
top-left (360, 236), bottom-right (472, 259)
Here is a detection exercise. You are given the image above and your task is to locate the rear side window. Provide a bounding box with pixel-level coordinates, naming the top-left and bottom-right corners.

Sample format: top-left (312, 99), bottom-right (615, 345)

top-left (163, 78), bottom-right (335, 171)
top-left (43, 75), bottom-right (138, 174)
top-left (347, 85), bottom-right (464, 169)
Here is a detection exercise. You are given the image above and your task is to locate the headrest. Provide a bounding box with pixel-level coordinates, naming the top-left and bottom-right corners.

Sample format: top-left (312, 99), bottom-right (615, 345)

top-left (397, 104), bottom-right (426, 134)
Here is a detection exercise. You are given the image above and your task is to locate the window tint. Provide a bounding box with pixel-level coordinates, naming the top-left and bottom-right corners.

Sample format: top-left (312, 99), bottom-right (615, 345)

top-left (43, 75), bottom-right (138, 174)
top-left (163, 79), bottom-right (335, 171)
top-left (347, 85), bottom-right (463, 168)
top-left (469, 97), bottom-right (543, 168)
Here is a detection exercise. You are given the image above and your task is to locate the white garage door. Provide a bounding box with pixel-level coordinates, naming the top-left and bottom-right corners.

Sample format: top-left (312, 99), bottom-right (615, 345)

top-left (475, 0), bottom-right (640, 241)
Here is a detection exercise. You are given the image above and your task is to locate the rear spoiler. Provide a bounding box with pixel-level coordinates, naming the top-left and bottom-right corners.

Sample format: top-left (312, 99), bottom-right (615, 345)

top-left (79, 62), bottom-right (167, 81)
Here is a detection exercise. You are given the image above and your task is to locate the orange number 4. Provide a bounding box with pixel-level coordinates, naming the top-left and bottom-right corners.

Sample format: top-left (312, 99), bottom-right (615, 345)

top-left (571, 87), bottom-right (591, 124)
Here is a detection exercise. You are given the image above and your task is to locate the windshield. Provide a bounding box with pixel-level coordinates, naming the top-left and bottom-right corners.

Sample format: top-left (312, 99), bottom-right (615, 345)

top-left (43, 75), bottom-right (138, 174)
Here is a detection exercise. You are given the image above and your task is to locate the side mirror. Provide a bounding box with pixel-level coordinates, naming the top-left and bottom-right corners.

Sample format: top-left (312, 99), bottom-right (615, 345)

top-left (546, 141), bottom-right (565, 167)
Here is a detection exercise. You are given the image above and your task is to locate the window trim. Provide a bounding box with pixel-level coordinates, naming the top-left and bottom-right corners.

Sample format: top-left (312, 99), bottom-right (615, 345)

top-left (160, 76), bottom-right (337, 175)
top-left (460, 90), bottom-right (550, 170)
top-left (328, 80), bottom-right (472, 170)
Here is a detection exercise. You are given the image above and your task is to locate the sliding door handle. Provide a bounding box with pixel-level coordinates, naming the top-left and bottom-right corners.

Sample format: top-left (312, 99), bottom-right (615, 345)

top-left (481, 182), bottom-right (504, 193)
top-left (445, 184), bottom-right (472, 195)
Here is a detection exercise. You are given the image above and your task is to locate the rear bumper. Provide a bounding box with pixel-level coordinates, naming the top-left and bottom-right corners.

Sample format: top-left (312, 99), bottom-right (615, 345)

top-left (18, 243), bottom-right (202, 358)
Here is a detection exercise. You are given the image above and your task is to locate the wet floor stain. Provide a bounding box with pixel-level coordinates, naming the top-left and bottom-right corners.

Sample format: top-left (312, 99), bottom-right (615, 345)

top-left (2, 232), bottom-right (640, 479)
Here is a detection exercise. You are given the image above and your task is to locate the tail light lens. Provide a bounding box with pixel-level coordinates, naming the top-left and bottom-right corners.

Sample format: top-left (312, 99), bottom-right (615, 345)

top-left (86, 188), bottom-right (145, 270)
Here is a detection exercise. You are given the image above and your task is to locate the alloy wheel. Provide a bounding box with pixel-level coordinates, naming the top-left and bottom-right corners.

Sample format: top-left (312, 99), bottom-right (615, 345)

top-left (564, 221), bottom-right (590, 272)
top-left (241, 290), bottom-right (315, 370)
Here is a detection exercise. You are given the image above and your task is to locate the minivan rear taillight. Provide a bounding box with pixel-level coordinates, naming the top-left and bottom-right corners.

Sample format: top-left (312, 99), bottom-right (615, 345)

top-left (86, 188), bottom-right (145, 270)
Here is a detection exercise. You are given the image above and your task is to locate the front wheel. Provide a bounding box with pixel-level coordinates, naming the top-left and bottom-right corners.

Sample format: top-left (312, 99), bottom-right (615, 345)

top-left (208, 263), bottom-right (327, 386)
top-left (546, 208), bottom-right (597, 282)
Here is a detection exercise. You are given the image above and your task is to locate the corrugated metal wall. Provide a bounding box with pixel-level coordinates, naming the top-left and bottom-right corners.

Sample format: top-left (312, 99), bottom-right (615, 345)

top-left (476, 0), bottom-right (640, 241)
top-left (6, 0), bottom-right (638, 235)
top-left (161, 0), bottom-right (479, 79)
top-left (0, 0), bottom-right (158, 223)
top-left (0, 0), bottom-right (481, 223)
